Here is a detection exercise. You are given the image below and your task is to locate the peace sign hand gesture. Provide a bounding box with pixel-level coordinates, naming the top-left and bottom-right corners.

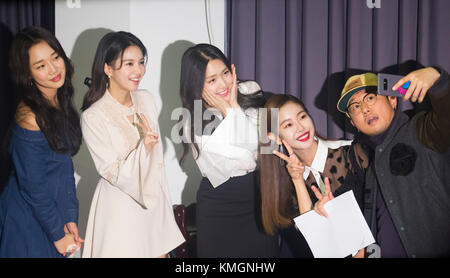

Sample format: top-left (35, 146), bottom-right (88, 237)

top-left (270, 137), bottom-right (313, 214)
top-left (272, 139), bottom-right (305, 181)
top-left (311, 177), bottom-right (334, 218)
top-left (136, 113), bottom-right (159, 156)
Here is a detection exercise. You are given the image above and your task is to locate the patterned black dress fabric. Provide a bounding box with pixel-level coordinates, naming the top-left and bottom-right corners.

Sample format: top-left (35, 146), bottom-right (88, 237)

top-left (279, 142), bottom-right (368, 258)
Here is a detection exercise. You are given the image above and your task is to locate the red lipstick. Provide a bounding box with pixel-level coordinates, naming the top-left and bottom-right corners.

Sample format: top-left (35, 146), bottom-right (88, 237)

top-left (296, 131), bottom-right (310, 142)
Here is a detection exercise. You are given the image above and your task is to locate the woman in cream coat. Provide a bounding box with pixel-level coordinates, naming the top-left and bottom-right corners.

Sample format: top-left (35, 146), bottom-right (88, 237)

top-left (80, 31), bottom-right (184, 257)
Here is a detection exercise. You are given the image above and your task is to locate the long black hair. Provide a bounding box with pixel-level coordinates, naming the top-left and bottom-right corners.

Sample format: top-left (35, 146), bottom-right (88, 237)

top-left (81, 31), bottom-right (147, 111)
top-left (179, 43), bottom-right (265, 163)
top-left (9, 26), bottom-right (81, 155)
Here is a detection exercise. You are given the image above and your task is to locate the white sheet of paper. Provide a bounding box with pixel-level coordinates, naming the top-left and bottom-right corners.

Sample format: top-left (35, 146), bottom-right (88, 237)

top-left (293, 190), bottom-right (375, 258)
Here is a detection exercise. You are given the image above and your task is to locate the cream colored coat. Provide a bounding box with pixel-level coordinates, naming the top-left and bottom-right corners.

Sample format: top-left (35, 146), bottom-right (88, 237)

top-left (81, 89), bottom-right (184, 258)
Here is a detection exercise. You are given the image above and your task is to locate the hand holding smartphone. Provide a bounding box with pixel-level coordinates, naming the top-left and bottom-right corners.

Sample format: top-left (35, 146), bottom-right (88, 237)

top-left (377, 73), bottom-right (411, 97)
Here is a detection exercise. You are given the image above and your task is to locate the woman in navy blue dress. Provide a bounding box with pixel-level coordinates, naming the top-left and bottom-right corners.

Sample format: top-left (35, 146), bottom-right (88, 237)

top-left (0, 27), bottom-right (83, 257)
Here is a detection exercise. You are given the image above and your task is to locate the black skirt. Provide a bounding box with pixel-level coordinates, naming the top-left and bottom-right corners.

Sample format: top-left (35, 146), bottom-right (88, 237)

top-left (196, 171), bottom-right (279, 258)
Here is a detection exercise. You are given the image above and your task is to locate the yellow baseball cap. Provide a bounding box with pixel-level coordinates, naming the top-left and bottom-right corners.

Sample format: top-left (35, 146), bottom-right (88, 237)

top-left (337, 73), bottom-right (378, 114)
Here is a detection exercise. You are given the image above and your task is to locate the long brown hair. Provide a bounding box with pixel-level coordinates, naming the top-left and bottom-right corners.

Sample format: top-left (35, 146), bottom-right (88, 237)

top-left (259, 94), bottom-right (315, 235)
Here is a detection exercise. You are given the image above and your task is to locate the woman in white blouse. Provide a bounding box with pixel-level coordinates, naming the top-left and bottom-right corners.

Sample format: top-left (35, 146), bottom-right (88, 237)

top-left (178, 44), bottom-right (279, 258)
top-left (80, 31), bottom-right (184, 257)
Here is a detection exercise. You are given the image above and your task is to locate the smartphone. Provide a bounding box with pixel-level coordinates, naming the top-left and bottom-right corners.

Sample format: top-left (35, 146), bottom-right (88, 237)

top-left (377, 73), bottom-right (411, 97)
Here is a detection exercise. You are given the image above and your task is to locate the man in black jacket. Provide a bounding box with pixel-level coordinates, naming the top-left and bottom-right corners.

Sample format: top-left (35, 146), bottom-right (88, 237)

top-left (337, 67), bottom-right (450, 258)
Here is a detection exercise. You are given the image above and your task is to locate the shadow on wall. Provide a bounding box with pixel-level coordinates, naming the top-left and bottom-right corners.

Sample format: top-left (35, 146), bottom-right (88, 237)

top-left (314, 70), bottom-right (358, 139)
top-left (158, 40), bottom-right (201, 205)
top-left (69, 28), bottom-right (113, 239)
